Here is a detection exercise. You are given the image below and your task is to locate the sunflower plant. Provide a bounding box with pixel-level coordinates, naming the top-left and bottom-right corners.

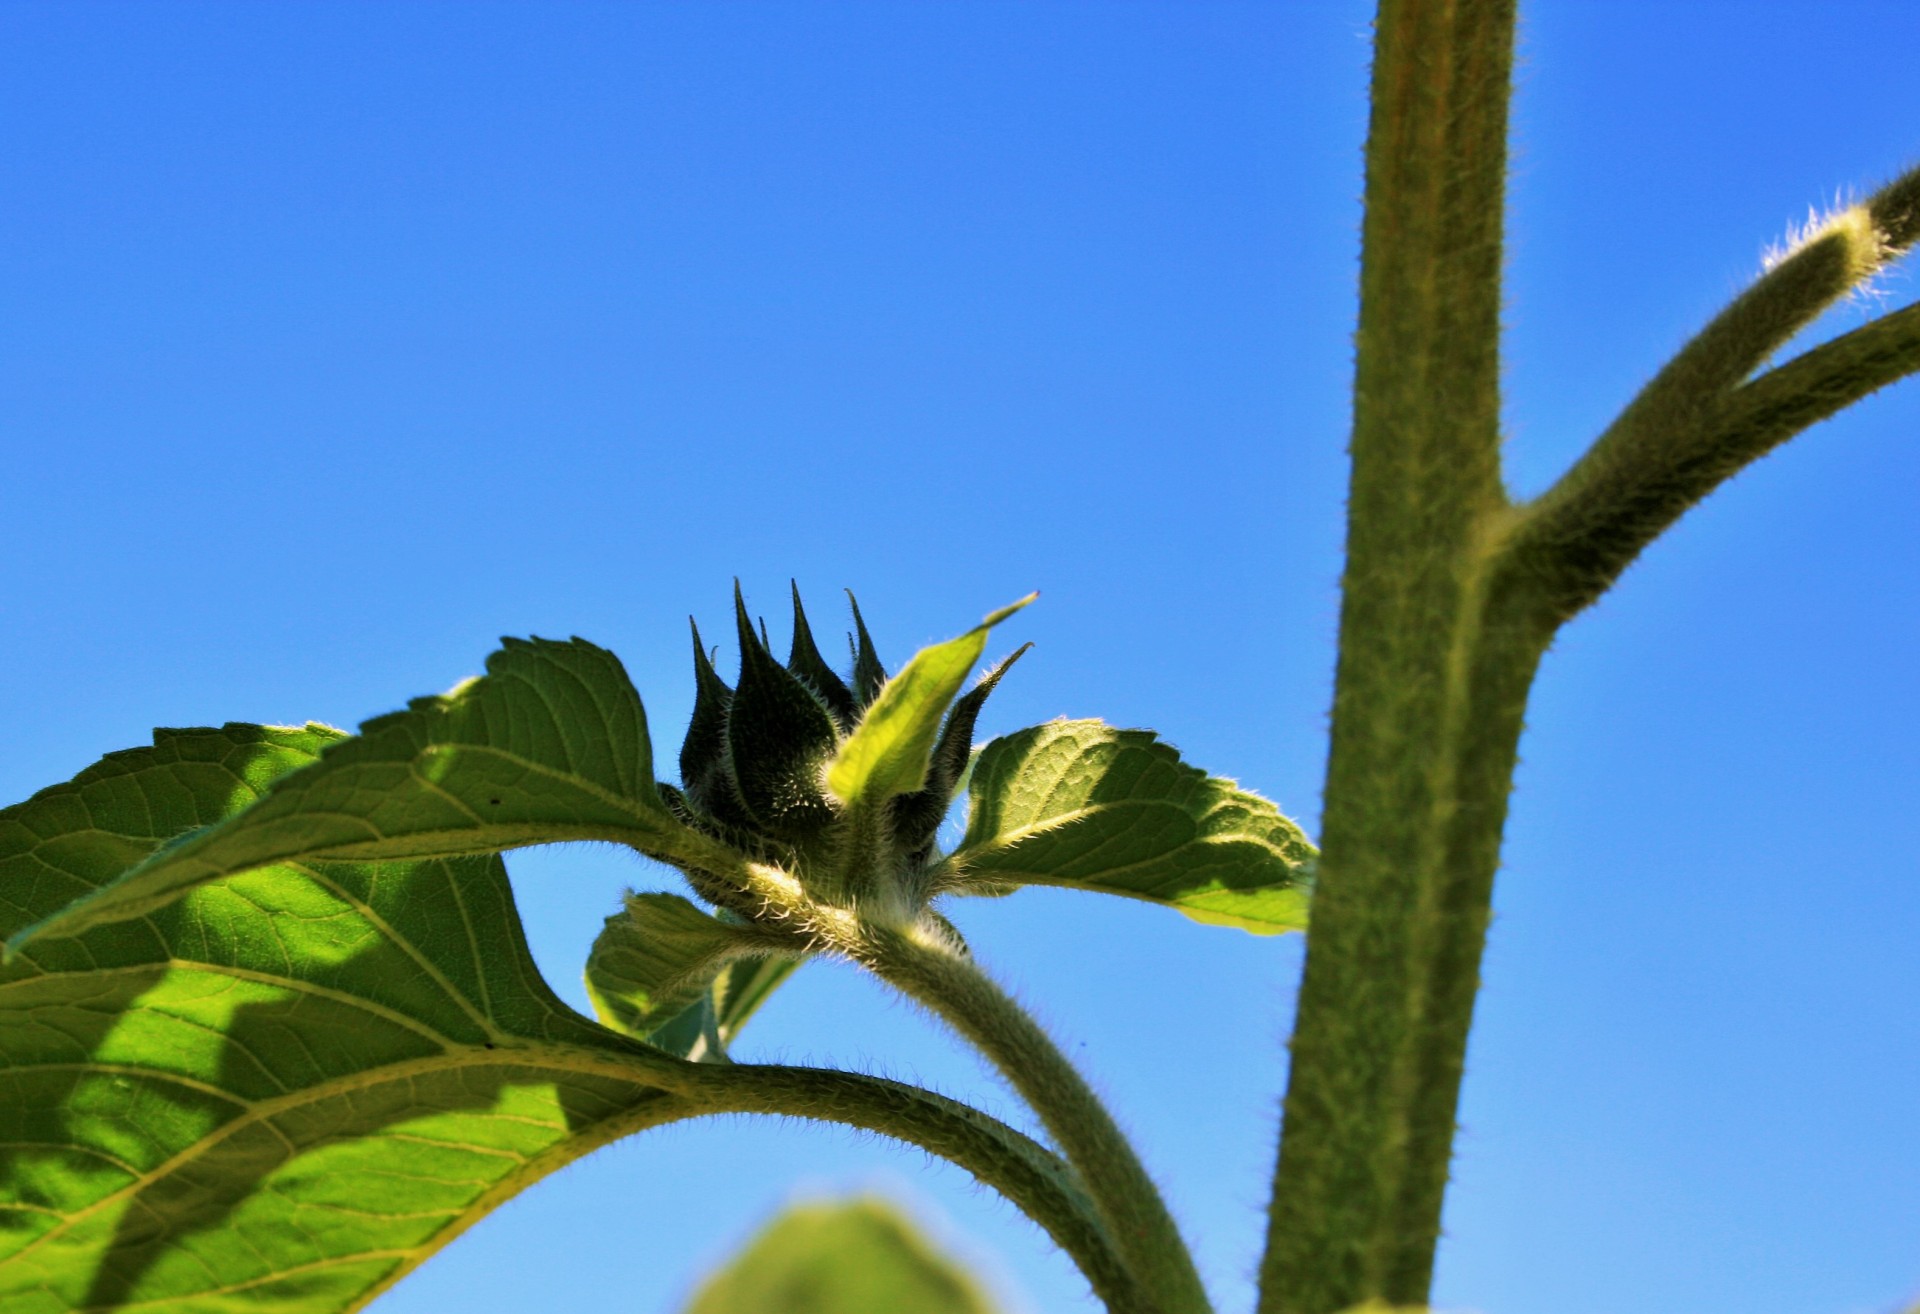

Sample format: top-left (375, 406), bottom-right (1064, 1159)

top-left (4, 4), bottom-right (1919, 1313)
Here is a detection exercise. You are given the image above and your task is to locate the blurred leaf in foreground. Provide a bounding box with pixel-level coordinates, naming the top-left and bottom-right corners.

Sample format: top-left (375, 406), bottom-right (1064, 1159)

top-left (682, 1196), bottom-right (1000, 1314)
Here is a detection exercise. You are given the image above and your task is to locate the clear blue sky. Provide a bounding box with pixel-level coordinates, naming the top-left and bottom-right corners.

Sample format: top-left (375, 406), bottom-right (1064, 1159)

top-left (3, 4), bottom-right (1917, 1312)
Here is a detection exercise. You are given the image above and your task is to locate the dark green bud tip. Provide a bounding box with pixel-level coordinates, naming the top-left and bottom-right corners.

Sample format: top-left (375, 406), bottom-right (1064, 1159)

top-left (726, 583), bottom-right (840, 840)
top-left (846, 591), bottom-right (888, 710)
top-left (787, 581), bottom-right (858, 727)
top-left (680, 618), bottom-right (754, 831)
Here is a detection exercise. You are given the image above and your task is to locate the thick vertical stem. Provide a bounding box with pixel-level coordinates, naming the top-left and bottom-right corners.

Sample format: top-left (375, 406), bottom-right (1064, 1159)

top-left (1257, 2), bottom-right (1523, 1312)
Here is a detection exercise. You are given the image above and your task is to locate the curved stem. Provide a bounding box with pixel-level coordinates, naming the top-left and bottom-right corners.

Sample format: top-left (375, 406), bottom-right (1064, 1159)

top-left (847, 920), bottom-right (1211, 1314)
top-left (547, 1035), bottom-right (1152, 1312)
top-left (682, 1062), bottom-right (1152, 1314)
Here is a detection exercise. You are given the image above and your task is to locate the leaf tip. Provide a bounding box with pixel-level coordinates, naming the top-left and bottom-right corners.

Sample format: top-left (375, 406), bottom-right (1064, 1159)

top-left (980, 592), bottom-right (1038, 629)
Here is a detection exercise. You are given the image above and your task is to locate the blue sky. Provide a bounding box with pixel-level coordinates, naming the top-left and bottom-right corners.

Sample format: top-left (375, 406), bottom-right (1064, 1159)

top-left (3, 4), bottom-right (1916, 1312)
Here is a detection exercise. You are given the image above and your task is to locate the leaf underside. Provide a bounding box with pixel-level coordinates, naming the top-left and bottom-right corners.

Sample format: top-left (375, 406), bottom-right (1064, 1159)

top-left (949, 719), bottom-right (1315, 934)
top-left (585, 893), bottom-right (796, 1060)
top-left (682, 1196), bottom-right (999, 1314)
top-left (11, 638), bottom-right (695, 952)
top-left (0, 725), bottom-right (678, 1314)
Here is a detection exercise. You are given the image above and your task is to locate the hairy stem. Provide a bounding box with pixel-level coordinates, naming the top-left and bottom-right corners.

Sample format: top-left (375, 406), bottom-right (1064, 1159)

top-left (1510, 161), bottom-right (1920, 619)
top-left (854, 919), bottom-right (1211, 1314)
top-left (676, 1061), bottom-right (1151, 1314)
top-left (1260, 10), bottom-right (1920, 1314)
top-left (1258, 1), bottom-right (1520, 1311)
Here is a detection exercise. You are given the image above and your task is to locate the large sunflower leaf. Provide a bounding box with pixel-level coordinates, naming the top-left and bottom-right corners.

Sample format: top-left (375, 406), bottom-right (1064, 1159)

top-left (945, 719), bottom-right (1315, 934)
top-left (0, 724), bottom-right (679, 1314)
top-left (11, 639), bottom-right (709, 951)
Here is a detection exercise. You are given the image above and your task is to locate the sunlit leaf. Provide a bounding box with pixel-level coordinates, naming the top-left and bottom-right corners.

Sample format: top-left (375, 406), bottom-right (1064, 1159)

top-left (825, 596), bottom-right (1033, 812)
top-left (944, 719), bottom-right (1314, 934)
top-left (11, 638), bottom-right (704, 951)
top-left (0, 725), bottom-right (675, 1314)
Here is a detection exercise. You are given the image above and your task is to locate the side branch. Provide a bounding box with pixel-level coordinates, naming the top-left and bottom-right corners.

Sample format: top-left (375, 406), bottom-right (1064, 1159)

top-left (1507, 163), bottom-right (1920, 619)
top-left (1714, 301), bottom-right (1920, 473)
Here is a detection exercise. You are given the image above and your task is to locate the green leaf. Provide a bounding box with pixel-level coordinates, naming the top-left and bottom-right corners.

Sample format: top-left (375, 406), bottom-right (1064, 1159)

top-left (0, 724), bottom-right (677, 1314)
top-left (890, 643), bottom-right (1031, 859)
top-left (946, 719), bottom-right (1315, 934)
top-left (825, 596), bottom-right (1034, 811)
top-left (10, 637), bottom-right (703, 952)
top-left (584, 893), bottom-right (796, 1060)
top-left (682, 1196), bottom-right (999, 1314)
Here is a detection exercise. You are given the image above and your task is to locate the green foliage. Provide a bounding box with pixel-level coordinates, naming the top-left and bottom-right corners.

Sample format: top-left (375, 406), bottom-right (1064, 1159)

top-left (825, 594), bottom-right (1032, 811)
top-left (0, 725), bottom-right (675, 1314)
top-left (10, 3), bottom-right (1920, 1299)
top-left (946, 720), bottom-right (1315, 934)
top-left (0, 588), bottom-right (1311, 1312)
top-left (9, 638), bottom-right (704, 954)
top-left (682, 1197), bottom-right (998, 1314)
top-left (584, 892), bottom-right (795, 1059)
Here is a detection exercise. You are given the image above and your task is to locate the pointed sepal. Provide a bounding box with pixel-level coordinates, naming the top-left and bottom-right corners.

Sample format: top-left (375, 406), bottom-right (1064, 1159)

top-left (679, 619), bottom-right (738, 817)
top-left (726, 582), bottom-right (840, 838)
top-left (787, 582), bottom-right (858, 727)
top-left (847, 592), bottom-right (889, 710)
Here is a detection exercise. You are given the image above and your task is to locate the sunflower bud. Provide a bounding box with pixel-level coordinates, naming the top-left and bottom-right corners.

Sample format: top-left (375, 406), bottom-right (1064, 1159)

top-left (672, 584), bottom-right (1028, 912)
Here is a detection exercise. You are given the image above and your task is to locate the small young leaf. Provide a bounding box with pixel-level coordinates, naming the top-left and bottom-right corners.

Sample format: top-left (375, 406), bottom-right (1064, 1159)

top-left (710, 954), bottom-right (796, 1043)
top-left (0, 725), bottom-right (670, 1314)
top-left (640, 956), bottom-right (799, 1062)
top-left (586, 892), bottom-right (745, 1039)
top-left (584, 892), bottom-right (794, 1060)
top-left (826, 596), bottom-right (1034, 812)
top-left (682, 1196), bottom-right (999, 1314)
top-left (9, 637), bottom-right (703, 952)
top-left (891, 643), bottom-right (1032, 859)
top-left (945, 719), bottom-right (1315, 934)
